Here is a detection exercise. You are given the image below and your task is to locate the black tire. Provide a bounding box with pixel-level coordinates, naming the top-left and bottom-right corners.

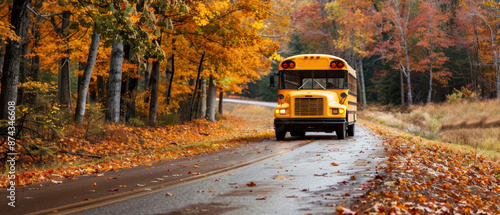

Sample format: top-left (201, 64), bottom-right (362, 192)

top-left (337, 124), bottom-right (346, 139)
top-left (276, 130), bottom-right (286, 140)
top-left (347, 124), bottom-right (355, 136)
top-left (290, 131), bottom-right (305, 137)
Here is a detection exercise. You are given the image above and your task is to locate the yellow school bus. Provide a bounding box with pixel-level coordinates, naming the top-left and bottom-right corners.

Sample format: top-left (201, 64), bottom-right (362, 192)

top-left (270, 54), bottom-right (357, 140)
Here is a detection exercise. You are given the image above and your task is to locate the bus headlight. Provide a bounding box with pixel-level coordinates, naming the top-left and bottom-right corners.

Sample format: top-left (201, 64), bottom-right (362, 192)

top-left (279, 109), bottom-right (286, 115)
top-left (332, 108), bottom-right (345, 115)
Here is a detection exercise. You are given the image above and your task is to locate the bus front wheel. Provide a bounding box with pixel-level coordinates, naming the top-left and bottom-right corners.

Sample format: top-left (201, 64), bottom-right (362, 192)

top-left (347, 124), bottom-right (355, 136)
top-left (337, 124), bottom-right (346, 140)
top-left (276, 130), bottom-right (286, 141)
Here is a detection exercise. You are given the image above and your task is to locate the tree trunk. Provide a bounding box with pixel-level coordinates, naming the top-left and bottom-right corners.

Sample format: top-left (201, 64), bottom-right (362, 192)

top-left (58, 11), bottom-right (72, 107)
top-left (148, 60), bottom-right (160, 125)
top-left (358, 57), bottom-right (367, 108)
top-left (105, 37), bottom-right (123, 125)
top-left (77, 62), bottom-right (85, 98)
top-left (400, 62), bottom-right (405, 107)
top-left (17, 33), bottom-right (29, 105)
top-left (427, 60), bottom-right (433, 104)
top-left (75, 31), bottom-right (100, 124)
top-left (29, 50), bottom-right (40, 104)
top-left (0, 0), bottom-right (30, 119)
top-left (126, 73), bottom-right (138, 121)
top-left (143, 62), bottom-right (150, 102)
top-left (97, 75), bottom-right (105, 103)
top-left (197, 78), bottom-right (207, 118)
top-left (17, 6), bottom-right (30, 106)
top-left (206, 76), bottom-right (216, 123)
top-left (166, 54), bottom-right (174, 105)
top-left (189, 54), bottom-right (205, 121)
top-left (219, 90), bottom-right (223, 115)
top-left (427, 9), bottom-right (434, 104)
top-left (121, 45), bottom-right (131, 121)
top-left (404, 44), bottom-right (413, 107)
top-left (0, 38), bottom-right (3, 68)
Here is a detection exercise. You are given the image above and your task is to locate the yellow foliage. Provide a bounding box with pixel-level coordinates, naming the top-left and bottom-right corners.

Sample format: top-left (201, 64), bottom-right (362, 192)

top-left (0, 20), bottom-right (20, 41)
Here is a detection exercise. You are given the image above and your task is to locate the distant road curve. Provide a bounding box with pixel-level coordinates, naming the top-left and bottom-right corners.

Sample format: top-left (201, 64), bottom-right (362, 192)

top-left (220, 98), bottom-right (278, 108)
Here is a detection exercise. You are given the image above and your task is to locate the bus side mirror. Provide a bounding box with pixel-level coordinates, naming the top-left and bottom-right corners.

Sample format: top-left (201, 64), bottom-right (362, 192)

top-left (269, 73), bottom-right (275, 87)
top-left (340, 92), bottom-right (347, 105)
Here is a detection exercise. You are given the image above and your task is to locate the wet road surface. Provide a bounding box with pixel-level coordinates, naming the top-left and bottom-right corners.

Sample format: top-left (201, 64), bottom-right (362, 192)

top-left (79, 125), bottom-right (386, 215)
top-left (1, 124), bottom-right (386, 215)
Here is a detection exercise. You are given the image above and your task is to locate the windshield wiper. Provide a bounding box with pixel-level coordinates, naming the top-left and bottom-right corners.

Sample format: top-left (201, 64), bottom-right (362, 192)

top-left (298, 78), bottom-right (311, 90)
top-left (313, 79), bottom-right (326, 90)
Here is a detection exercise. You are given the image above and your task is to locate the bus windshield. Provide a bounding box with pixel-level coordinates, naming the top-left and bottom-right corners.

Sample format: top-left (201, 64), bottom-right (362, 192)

top-left (279, 70), bottom-right (347, 90)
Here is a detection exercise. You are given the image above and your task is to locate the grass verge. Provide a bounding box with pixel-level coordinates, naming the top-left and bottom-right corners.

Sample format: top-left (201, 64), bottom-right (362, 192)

top-left (359, 99), bottom-right (500, 160)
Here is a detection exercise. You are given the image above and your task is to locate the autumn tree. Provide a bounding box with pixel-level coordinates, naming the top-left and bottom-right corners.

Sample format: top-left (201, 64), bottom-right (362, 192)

top-left (105, 37), bottom-right (124, 124)
top-left (380, 0), bottom-right (420, 107)
top-left (290, 0), bottom-right (337, 55)
top-left (461, 0), bottom-right (500, 98)
top-left (326, 0), bottom-right (381, 108)
top-left (413, 0), bottom-right (452, 103)
top-left (74, 30), bottom-right (100, 124)
top-left (0, 0), bottom-right (30, 119)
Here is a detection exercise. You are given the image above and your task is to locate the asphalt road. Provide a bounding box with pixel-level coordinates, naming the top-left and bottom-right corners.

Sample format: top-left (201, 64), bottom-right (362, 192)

top-left (0, 122), bottom-right (386, 214)
top-left (80, 126), bottom-right (386, 215)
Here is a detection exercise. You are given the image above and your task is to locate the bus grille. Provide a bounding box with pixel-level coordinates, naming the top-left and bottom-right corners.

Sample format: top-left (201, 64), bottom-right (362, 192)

top-left (294, 98), bottom-right (323, 116)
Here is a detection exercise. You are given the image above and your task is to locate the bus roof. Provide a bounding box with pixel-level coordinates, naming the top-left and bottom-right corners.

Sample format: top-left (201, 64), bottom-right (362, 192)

top-left (280, 54), bottom-right (356, 78)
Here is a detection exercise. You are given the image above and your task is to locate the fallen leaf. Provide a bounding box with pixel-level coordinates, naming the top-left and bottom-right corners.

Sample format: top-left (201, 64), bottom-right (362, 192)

top-left (337, 205), bottom-right (359, 215)
top-left (331, 162), bottom-right (339, 166)
top-left (247, 182), bottom-right (257, 187)
top-left (165, 192), bottom-right (174, 196)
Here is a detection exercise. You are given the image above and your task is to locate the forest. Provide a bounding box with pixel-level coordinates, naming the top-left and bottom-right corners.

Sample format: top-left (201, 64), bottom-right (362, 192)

top-left (0, 0), bottom-right (287, 127)
top-left (244, 0), bottom-right (500, 107)
top-left (1, 0), bottom-right (500, 126)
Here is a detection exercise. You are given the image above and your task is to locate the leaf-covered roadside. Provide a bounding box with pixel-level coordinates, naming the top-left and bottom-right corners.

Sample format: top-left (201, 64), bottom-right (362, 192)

top-left (340, 120), bottom-right (500, 214)
top-left (0, 117), bottom-right (274, 188)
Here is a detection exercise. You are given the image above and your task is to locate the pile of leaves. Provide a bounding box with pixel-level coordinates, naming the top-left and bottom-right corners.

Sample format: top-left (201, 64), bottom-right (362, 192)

top-left (339, 121), bottom-right (500, 214)
top-left (0, 116), bottom-right (274, 188)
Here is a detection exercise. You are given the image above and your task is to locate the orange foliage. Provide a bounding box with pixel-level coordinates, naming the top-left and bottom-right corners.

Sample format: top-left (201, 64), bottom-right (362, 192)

top-left (355, 120), bottom-right (500, 213)
top-left (0, 117), bottom-right (274, 188)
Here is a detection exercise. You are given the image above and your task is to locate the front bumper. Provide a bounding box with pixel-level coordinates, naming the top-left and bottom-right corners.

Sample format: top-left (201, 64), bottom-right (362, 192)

top-left (274, 118), bottom-right (346, 132)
